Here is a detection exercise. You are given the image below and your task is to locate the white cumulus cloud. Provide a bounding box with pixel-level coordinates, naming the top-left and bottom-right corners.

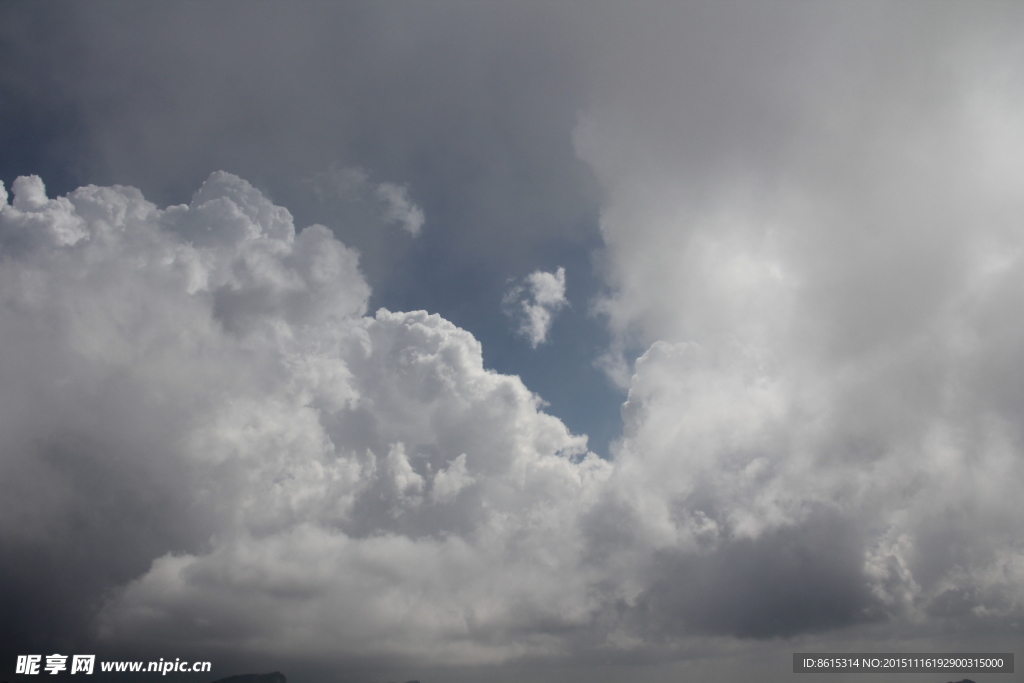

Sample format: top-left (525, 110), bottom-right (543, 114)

top-left (0, 173), bottom-right (608, 664)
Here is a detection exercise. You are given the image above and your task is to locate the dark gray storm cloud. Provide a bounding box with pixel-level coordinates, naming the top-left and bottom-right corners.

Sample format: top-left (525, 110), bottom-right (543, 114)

top-left (2, 3), bottom-right (1024, 683)
top-left (0, 1), bottom-right (596, 264)
top-left (637, 511), bottom-right (873, 639)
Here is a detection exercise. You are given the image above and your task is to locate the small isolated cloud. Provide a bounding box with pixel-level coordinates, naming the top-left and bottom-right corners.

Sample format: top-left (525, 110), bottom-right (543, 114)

top-left (504, 266), bottom-right (568, 347)
top-left (376, 182), bottom-right (424, 236)
top-left (309, 166), bottom-right (424, 236)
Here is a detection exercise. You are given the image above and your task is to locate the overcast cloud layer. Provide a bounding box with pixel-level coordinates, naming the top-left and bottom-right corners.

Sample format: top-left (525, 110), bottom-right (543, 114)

top-left (3, 2), bottom-right (1024, 682)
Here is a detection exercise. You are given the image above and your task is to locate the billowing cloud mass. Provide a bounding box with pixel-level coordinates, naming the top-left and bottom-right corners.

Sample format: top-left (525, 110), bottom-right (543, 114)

top-left (0, 173), bottom-right (610, 664)
top-left (3, 2), bottom-right (1024, 680)
top-left (503, 267), bottom-right (568, 347)
top-left (4, 158), bottom-right (1023, 671)
top-left (576, 0), bottom-right (1024, 646)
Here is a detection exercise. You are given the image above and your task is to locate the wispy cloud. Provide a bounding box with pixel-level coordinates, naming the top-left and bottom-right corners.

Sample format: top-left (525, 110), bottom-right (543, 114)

top-left (376, 182), bottom-right (424, 236)
top-left (309, 166), bottom-right (424, 236)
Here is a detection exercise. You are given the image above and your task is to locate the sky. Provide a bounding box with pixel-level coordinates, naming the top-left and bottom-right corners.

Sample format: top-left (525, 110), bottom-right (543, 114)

top-left (1, 2), bottom-right (1023, 683)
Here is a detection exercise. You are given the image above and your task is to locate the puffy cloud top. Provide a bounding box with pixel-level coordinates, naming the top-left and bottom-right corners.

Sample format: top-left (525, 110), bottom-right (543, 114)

top-left (1, 170), bottom-right (1021, 668)
top-left (0, 173), bottom-right (605, 663)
